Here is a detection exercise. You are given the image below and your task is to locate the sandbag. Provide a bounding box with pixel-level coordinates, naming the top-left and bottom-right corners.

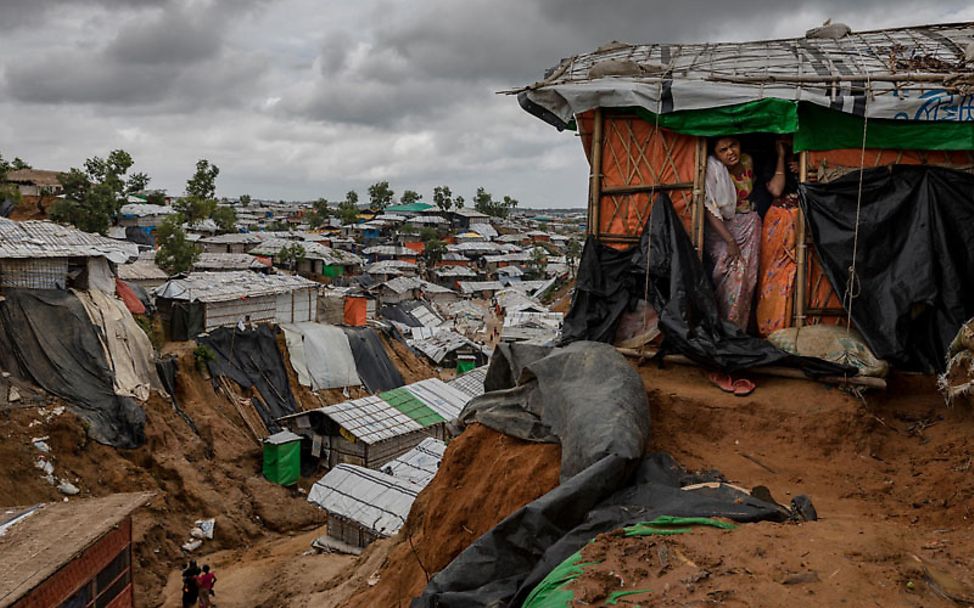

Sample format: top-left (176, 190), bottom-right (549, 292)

top-left (768, 325), bottom-right (889, 378)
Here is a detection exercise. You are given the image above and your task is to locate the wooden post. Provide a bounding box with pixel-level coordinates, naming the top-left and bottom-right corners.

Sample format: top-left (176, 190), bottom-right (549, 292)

top-left (588, 109), bottom-right (604, 239)
top-left (794, 151), bottom-right (808, 328)
top-left (692, 137), bottom-right (707, 256)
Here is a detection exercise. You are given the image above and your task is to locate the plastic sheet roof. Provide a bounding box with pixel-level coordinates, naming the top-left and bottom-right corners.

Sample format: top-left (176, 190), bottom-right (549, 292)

top-left (154, 270), bottom-right (318, 302)
top-left (407, 329), bottom-right (488, 364)
top-left (514, 22), bottom-right (974, 128)
top-left (0, 218), bottom-right (139, 263)
top-left (118, 203), bottom-right (177, 217)
top-left (321, 395), bottom-right (423, 444)
top-left (380, 276), bottom-right (454, 295)
top-left (307, 464), bottom-right (418, 537)
top-left (469, 223), bottom-right (499, 239)
top-left (382, 437), bottom-right (446, 486)
top-left (194, 253), bottom-right (268, 271)
top-left (448, 366), bottom-right (488, 399)
top-left (403, 378), bottom-right (472, 420)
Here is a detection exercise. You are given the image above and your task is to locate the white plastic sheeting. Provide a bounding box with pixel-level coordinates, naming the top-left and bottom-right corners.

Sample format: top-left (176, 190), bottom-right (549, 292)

top-left (308, 464), bottom-right (419, 537)
top-left (282, 323), bottom-right (361, 390)
top-left (321, 395), bottom-right (423, 444)
top-left (74, 288), bottom-right (164, 401)
top-left (448, 366), bottom-right (488, 399)
top-left (382, 437), bottom-right (446, 486)
top-left (403, 379), bottom-right (470, 421)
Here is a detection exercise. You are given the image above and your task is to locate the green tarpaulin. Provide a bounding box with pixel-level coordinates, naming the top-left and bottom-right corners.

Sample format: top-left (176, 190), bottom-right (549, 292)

top-left (522, 516), bottom-right (734, 608)
top-left (572, 100), bottom-right (974, 152)
top-left (380, 387), bottom-right (445, 427)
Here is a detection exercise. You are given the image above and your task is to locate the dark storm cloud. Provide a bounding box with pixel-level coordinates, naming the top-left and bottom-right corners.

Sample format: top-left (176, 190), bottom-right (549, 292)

top-left (283, 0), bottom-right (931, 127)
top-left (2, 0), bottom-right (268, 108)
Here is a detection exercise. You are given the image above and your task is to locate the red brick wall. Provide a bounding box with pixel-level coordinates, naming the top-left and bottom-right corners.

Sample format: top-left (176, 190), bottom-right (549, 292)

top-left (13, 519), bottom-right (133, 608)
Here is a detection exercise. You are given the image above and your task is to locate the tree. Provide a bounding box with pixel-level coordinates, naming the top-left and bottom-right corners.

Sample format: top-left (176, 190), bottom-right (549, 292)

top-left (277, 243), bottom-right (306, 271)
top-left (0, 154), bottom-right (21, 205)
top-left (126, 172), bottom-right (151, 194)
top-left (455, 195), bottom-right (465, 208)
top-left (423, 238), bottom-right (447, 268)
top-left (368, 181), bottom-right (394, 209)
top-left (345, 190), bottom-right (359, 206)
top-left (186, 159), bottom-right (219, 200)
top-left (400, 189), bottom-right (422, 205)
top-left (145, 191), bottom-right (167, 206)
top-left (473, 187), bottom-right (518, 219)
top-left (307, 198), bottom-right (330, 229)
top-left (50, 149), bottom-right (141, 234)
top-left (155, 215), bottom-right (200, 274)
top-left (337, 201), bottom-right (358, 225)
top-left (432, 186), bottom-right (454, 212)
top-left (173, 196), bottom-right (216, 224)
top-left (565, 237), bottom-right (582, 278)
top-left (527, 246), bottom-right (549, 279)
top-left (239, 194), bottom-right (252, 206)
top-left (211, 205), bottom-right (238, 233)
top-left (11, 157), bottom-right (31, 170)
top-left (419, 226), bottom-right (438, 243)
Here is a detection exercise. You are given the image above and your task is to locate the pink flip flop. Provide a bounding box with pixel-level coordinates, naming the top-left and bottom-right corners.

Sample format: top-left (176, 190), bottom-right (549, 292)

top-left (732, 377), bottom-right (756, 397)
top-left (708, 372), bottom-right (735, 393)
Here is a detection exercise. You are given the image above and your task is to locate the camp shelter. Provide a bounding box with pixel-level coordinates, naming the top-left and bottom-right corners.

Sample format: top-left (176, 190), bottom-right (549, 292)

top-left (448, 365), bottom-right (488, 399)
top-left (263, 430), bottom-right (302, 486)
top-left (407, 328), bottom-right (490, 368)
top-left (343, 295), bottom-right (368, 326)
top-left (154, 271), bottom-right (319, 339)
top-left (0, 218), bottom-right (137, 292)
top-left (192, 252), bottom-right (270, 272)
top-left (307, 464), bottom-right (418, 548)
top-left (249, 238), bottom-right (363, 277)
top-left (381, 437), bottom-right (447, 486)
top-left (0, 492), bottom-right (152, 608)
top-left (279, 378), bottom-right (471, 470)
top-left (511, 21), bottom-right (974, 372)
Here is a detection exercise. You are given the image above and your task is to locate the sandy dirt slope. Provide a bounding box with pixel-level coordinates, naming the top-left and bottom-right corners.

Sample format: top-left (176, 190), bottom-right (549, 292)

top-left (239, 362), bottom-right (972, 608)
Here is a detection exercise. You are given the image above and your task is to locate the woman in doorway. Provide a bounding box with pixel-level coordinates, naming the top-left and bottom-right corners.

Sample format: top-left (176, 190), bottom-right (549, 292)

top-left (704, 136), bottom-right (763, 331)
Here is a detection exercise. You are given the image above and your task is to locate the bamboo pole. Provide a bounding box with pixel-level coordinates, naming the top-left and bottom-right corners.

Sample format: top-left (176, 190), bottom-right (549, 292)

top-left (588, 109), bottom-right (604, 239)
top-left (706, 72), bottom-right (970, 84)
top-left (693, 137), bottom-right (707, 256)
top-left (616, 347), bottom-right (887, 390)
top-left (794, 151), bottom-right (809, 328)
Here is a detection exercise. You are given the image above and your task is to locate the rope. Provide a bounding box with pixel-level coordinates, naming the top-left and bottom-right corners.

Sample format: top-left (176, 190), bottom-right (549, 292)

top-left (844, 49), bottom-right (872, 334)
top-left (639, 77), bottom-right (664, 363)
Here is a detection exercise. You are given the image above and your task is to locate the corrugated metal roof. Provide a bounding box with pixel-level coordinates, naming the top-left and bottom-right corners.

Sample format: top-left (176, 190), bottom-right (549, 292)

top-left (469, 223), bottom-right (499, 239)
top-left (307, 464), bottom-right (417, 537)
top-left (448, 366), bottom-right (488, 399)
top-left (382, 438), bottom-right (446, 486)
top-left (119, 203), bottom-right (177, 218)
top-left (249, 239), bottom-right (362, 266)
top-left (407, 329), bottom-right (486, 364)
top-left (194, 253), bottom-right (268, 271)
top-left (0, 218), bottom-right (139, 263)
top-left (381, 276), bottom-right (454, 295)
top-left (153, 271), bottom-right (318, 302)
top-left (197, 232), bottom-right (264, 244)
top-left (458, 281), bottom-right (504, 294)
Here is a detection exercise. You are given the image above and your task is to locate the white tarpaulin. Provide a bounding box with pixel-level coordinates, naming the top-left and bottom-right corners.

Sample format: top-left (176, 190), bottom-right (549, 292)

top-left (282, 322), bottom-right (361, 390)
top-left (74, 288), bottom-right (164, 401)
top-left (382, 437), bottom-right (446, 486)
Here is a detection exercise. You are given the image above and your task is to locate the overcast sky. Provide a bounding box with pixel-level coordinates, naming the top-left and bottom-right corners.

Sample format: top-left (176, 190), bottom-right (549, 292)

top-left (1, 1), bottom-right (972, 208)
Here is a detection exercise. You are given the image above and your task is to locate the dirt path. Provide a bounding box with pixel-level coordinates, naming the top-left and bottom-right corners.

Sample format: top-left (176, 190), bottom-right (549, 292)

top-left (160, 528), bottom-right (354, 607)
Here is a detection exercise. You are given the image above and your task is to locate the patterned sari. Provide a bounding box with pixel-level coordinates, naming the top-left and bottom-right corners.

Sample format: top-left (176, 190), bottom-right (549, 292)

top-left (705, 154), bottom-right (762, 331)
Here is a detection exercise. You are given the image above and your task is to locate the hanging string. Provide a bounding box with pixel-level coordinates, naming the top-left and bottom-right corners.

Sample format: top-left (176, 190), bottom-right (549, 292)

top-left (639, 75), bottom-right (664, 363)
top-left (844, 51), bottom-right (872, 334)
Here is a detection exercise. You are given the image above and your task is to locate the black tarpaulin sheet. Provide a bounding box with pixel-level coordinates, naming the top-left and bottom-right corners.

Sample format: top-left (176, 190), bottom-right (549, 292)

top-left (379, 303), bottom-right (423, 327)
top-left (156, 356), bottom-right (199, 434)
top-left (459, 342), bottom-right (650, 481)
top-left (563, 194), bottom-right (851, 376)
top-left (645, 194), bottom-right (851, 376)
top-left (0, 289), bottom-right (146, 448)
top-left (414, 453), bottom-right (789, 608)
top-left (198, 325), bottom-right (297, 430)
top-left (802, 166), bottom-right (974, 372)
top-left (341, 326), bottom-right (405, 392)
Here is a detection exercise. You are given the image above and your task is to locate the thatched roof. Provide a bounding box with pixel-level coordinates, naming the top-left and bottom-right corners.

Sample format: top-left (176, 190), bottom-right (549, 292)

top-left (512, 21), bottom-right (974, 129)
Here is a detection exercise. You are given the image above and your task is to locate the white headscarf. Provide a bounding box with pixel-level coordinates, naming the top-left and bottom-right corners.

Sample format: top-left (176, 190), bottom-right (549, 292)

top-left (705, 155), bottom-right (737, 221)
